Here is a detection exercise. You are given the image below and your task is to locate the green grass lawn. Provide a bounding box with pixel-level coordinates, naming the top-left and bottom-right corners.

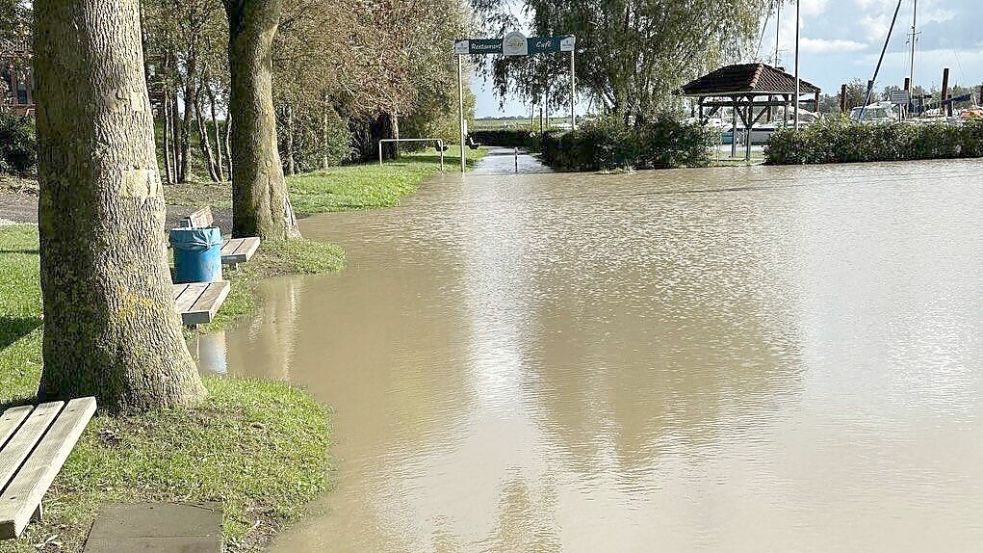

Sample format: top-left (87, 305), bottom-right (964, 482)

top-left (164, 146), bottom-right (487, 215)
top-left (0, 226), bottom-right (334, 552)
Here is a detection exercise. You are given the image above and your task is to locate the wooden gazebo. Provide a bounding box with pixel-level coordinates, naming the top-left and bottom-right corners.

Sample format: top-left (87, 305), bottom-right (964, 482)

top-left (680, 63), bottom-right (820, 160)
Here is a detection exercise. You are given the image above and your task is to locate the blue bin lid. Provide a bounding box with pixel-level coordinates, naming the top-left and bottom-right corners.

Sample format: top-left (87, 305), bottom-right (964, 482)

top-left (169, 226), bottom-right (223, 249)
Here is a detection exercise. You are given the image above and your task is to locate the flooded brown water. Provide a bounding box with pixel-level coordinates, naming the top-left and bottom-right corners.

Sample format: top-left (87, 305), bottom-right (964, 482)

top-left (200, 159), bottom-right (983, 552)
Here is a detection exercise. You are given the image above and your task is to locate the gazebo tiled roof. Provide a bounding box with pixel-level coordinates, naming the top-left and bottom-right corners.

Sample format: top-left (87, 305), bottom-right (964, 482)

top-left (681, 63), bottom-right (820, 97)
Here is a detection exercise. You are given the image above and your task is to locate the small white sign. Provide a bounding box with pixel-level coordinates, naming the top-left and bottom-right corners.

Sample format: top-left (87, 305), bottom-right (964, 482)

top-left (560, 35), bottom-right (576, 52)
top-left (503, 31), bottom-right (528, 56)
top-left (453, 40), bottom-right (470, 55)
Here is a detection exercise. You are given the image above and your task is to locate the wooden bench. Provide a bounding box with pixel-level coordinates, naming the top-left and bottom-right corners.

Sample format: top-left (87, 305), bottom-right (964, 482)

top-left (0, 397), bottom-right (97, 539)
top-left (178, 207), bottom-right (261, 268)
top-left (173, 281), bottom-right (230, 327)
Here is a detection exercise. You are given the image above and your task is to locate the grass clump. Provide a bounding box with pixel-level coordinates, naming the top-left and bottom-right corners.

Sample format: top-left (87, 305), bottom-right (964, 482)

top-left (0, 225), bottom-right (332, 552)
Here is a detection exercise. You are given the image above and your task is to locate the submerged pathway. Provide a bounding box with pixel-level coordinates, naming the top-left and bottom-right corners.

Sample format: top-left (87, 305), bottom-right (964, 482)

top-left (471, 146), bottom-right (553, 174)
top-left (202, 159), bottom-right (983, 552)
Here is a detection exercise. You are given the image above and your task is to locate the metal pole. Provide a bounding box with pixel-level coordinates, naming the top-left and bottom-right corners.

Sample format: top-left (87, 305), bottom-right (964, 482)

top-left (794, 0), bottom-right (801, 130)
top-left (775, 2), bottom-right (781, 67)
top-left (731, 98), bottom-right (738, 158)
top-left (379, 141), bottom-right (383, 167)
top-left (439, 140), bottom-right (444, 171)
top-left (860, 0), bottom-right (904, 120)
top-left (910, 0), bottom-right (917, 96)
top-left (570, 48), bottom-right (577, 130)
top-left (457, 55), bottom-right (466, 174)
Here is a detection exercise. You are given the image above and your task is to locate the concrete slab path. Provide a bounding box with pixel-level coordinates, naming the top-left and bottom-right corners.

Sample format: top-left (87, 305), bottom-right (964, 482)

top-left (83, 503), bottom-right (222, 553)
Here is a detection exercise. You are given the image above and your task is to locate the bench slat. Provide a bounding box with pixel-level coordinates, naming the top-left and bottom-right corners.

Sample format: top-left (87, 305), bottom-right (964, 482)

top-left (0, 402), bottom-right (62, 498)
top-left (0, 406), bottom-right (33, 453)
top-left (221, 237), bottom-right (260, 264)
top-left (182, 282), bottom-right (230, 326)
top-left (220, 240), bottom-right (239, 257)
top-left (0, 397), bottom-right (96, 539)
top-left (174, 283), bottom-right (208, 315)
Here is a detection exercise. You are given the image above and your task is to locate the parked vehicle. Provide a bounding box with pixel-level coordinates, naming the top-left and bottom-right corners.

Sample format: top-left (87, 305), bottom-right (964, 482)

top-left (850, 102), bottom-right (899, 123)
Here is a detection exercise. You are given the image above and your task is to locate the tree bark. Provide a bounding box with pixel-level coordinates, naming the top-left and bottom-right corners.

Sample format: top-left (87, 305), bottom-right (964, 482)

top-left (321, 94), bottom-right (329, 171)
top-left (162, 89), bottom-right (174, 184)
top-left (285, 103), bottom-right (296, 176)
top-left (224, 0), bottom-right (300, 240)
top-left (193, 87), bottom-right (220, 182)
top-left (179, 59), bottom-right (196, 183)
top-left (170, 87), bottom-right (183, 182)
top-left (33, 0), bottom-right (205, 413)
top-left (225, 113), bottom-right (233, 181)
top-left (205, 80), bottom-right (225, 181)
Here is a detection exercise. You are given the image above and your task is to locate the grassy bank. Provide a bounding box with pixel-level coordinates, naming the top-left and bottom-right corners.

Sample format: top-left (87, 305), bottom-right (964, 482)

top-left (0, 225), bottom-right (332, 552)
top-left (165, 146), bottom-right (487, 215)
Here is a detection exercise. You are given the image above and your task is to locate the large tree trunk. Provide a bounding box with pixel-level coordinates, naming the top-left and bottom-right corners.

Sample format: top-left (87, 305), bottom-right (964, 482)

top-left (33, 0), bottom-right (205, 413)
top-left (224, 0), bottom-right (300, 240)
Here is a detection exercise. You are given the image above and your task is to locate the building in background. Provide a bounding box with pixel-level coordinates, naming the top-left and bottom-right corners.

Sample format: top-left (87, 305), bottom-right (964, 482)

top-left (0, 38), bottom-right (34, 117)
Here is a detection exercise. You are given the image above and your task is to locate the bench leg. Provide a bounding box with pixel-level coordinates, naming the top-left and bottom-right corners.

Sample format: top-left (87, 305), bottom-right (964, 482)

top-left (32, 504), bottom-right (42, 523)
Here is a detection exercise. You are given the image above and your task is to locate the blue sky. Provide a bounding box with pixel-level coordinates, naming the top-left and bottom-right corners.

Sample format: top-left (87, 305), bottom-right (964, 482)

top-left (473, 0), bottom-right (983, 117)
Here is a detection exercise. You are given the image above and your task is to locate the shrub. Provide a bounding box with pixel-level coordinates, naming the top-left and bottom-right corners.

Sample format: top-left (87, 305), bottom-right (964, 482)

top-left (541, 115), bottom-right (712, 172)
top-left (766, 116), bottom-right (983, 165)
top-left (0, 111), bottom-right (37, 175)
top-left (468, 129), bottom-right (541, 150)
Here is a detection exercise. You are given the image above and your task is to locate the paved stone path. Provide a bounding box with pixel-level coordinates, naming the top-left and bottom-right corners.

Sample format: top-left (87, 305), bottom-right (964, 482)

top-left (83, 503), bottom-right (222, 553)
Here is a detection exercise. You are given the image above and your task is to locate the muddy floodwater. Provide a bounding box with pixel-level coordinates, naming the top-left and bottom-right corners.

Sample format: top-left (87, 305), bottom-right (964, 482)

top-left (199, 159), bottom-right (983, 552)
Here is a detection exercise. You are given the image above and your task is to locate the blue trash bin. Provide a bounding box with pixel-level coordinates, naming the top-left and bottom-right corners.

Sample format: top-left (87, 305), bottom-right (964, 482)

top-left (170, 227), bottom-right (223, 284)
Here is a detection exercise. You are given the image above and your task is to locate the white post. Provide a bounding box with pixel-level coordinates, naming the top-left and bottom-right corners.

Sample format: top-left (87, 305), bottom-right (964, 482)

top-left (378, 141), bottom-right (383, 167)
top-left (439, 140), bottom-right (445, 171)
top-left (794, 0), bottom-right (801, 130)
top-left (457, 55), bottom-right (466, 173)
top-left (570, 49), bottom-right (577, 130)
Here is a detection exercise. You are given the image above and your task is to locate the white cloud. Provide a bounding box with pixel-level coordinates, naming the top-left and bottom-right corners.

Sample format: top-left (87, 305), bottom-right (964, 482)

top-left (800, 37), bottom-right (869, 53)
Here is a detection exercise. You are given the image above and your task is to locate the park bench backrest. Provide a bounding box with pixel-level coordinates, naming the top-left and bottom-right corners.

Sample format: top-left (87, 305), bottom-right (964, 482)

top-left (179, 206), bottom-right (214, 229)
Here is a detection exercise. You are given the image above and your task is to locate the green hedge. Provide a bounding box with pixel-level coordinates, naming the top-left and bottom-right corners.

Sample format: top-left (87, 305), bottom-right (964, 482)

top-left (0, 112), bottom-right (37, 175)
top-left (541, 116), bottom-right (713, 172)
top-left (765, 116), bottom-right (983, 165)
top-left (468, 129), bottom-right (541, 150)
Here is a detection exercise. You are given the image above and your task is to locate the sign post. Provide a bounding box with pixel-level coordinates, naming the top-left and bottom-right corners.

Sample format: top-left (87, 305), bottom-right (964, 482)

top-left (457, 53), bottom-right (466, 173)
top-left (453, 34), bottom-right (576, 173)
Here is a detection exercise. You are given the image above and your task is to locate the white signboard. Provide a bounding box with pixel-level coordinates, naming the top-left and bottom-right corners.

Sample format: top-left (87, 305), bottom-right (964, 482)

top-left (560, 36), bottom-right (576, 52)
top-left (453, 40), bottom-right (470, 55)
top-left (502, 32), bottom-right (529, 56)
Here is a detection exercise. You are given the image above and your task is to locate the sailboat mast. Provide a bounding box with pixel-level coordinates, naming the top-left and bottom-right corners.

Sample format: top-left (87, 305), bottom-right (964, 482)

top-left (775, 2), bottom-right (781, 67)
top-left (909, 0), bottom-right (917, 92)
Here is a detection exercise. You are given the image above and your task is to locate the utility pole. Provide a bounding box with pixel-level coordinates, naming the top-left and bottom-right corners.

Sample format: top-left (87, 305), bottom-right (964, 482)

top-left (794, 0), bottom-right (801, 130)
